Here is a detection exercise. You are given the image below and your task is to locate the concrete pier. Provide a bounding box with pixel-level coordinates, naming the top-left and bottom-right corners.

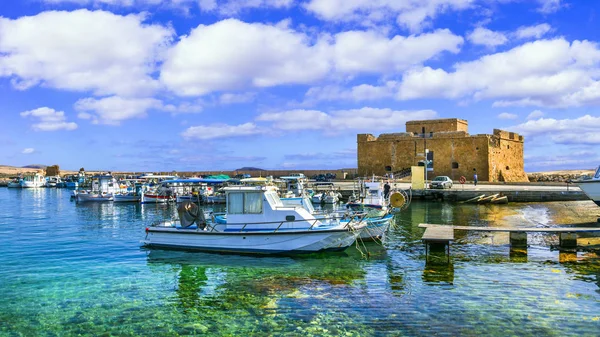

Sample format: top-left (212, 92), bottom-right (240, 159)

top-left (332, 181), bottom-right (587, 203)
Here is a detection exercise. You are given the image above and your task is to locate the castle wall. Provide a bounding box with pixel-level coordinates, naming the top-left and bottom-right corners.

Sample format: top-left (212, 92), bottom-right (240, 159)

top-left (357, 121), bottom-right (528, 182)
top-left (488, 129), bottom-right (528, 182)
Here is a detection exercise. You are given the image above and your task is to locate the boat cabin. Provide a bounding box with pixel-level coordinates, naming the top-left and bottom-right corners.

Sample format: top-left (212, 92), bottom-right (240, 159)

top-left (91, 174), bottom-right (119, 194)
top-left (223, 185), bottom-right (319, 231)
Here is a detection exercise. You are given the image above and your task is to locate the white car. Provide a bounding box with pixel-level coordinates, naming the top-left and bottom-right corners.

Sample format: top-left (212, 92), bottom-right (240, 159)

top-left (431, 176), bottom-right (453, 189)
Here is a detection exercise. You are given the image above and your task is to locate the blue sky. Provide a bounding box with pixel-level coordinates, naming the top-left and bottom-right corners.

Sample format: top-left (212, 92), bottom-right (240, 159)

top-left (1, 0), bottom-right (599, 172)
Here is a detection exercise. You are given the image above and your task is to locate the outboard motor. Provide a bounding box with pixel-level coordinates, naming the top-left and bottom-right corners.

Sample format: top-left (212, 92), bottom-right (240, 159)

top-left (177, 202), bottom-right (207, 229)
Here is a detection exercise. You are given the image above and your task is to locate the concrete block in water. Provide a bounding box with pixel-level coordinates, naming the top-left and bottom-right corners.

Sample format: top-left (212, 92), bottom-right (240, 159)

top-left (559, 233), bottom-right (577, 248)
top-left (509, 232), bottom-right (527, 247)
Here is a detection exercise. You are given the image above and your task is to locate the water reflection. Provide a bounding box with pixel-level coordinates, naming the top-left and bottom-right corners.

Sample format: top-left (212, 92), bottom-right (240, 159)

top-left (422, 262), bottom-right (454, 285)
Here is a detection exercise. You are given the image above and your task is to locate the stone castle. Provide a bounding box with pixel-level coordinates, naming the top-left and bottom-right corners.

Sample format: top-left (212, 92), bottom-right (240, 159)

top-left (357, 118), bottom-right (528, 182)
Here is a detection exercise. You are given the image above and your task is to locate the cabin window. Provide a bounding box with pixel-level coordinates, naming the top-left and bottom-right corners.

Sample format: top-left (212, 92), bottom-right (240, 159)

top-left (228, 193), bottom-right (244, 214)
top-left (244, 193), bottom-right (263, 214)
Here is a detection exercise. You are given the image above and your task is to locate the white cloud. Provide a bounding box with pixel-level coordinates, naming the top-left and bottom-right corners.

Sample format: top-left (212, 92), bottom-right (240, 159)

top-left (527, 110), bottom-right (544, 119)
top-left (257, 107), bottom-right (437, 132)
top-left (399, 38), bottom-right (600, 108)
top-left (20, 107), bottom-right (78, 131)
top-left (511, 115), bottom-right (600, 144)
top-left (181, 123), bottom-right (264, 140)
top-left (0, 10), bottom-right (173, 97)
top-left (74, 96), bottom-right (162, 125)
top-left (219, 92), bottom-right (256, 104)
top-left (497, 112), bottom-right (518, 119)
top-left (22, 148), bottom-right (35, 154)
top-left (161, 19), bottom-right (330, 96)
top-left (304, 82), bottom-right (398, 104)
top-left (161, 19), bottom-right (463, 96)
top-left (200, 0), bottom-right (294, 15)
top-left (333, 29), bottom-right (463, 73)
top-left (515, 23), bottom-right (551, 39)
top-left (537, 0), bottom-right (563, 14)
top-left (467, 27), bottom-right (507, 47)
top-left (304, 0), bottom-right (473, 32)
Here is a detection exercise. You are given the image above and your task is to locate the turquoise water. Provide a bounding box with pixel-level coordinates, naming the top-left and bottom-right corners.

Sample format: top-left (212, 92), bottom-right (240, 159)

top-left (1, 188), bottom-right (599, 336)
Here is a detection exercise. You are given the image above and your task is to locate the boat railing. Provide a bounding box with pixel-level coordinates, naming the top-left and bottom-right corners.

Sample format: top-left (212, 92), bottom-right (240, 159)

top-left (203, 211), bottom-right (368, 233)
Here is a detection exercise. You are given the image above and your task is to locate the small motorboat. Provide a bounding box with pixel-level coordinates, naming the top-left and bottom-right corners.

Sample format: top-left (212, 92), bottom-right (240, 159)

top-left (143, 185), bottom-right (368, 254)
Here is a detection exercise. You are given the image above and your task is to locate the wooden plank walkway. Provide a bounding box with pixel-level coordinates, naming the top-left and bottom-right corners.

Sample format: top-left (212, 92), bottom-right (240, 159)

top-left (419, 224), bottom-right (600, 232)
top-left (419, 223), bottom-right (600, 249)
top-left (421, 226), bottom-right (454, 263)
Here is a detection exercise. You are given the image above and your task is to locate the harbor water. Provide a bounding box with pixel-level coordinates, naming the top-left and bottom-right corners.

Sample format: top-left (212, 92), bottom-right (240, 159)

top-left (1, 188), bottom-right (599, 336)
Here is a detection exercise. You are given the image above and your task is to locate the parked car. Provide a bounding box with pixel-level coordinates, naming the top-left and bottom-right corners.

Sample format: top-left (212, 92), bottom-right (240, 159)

top-left (430, 176), bottom-right (453, 189)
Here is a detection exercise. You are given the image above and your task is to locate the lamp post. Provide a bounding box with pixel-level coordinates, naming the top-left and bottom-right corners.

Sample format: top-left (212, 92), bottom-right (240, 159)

top-left (424, 149), bottom-right (429, 189)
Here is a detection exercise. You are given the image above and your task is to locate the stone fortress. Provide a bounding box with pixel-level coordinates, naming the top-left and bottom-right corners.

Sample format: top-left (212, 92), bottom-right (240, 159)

top-left (357, 118), bottom-right (529, 182)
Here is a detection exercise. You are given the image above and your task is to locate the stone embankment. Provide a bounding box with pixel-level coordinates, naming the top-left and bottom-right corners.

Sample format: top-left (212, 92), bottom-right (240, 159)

top-left (527, 170), bottom-right (594, 183)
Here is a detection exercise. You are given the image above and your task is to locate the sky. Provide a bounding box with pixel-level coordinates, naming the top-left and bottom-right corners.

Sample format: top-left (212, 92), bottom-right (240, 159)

top-left (1, 0), bottom-right (599, 172)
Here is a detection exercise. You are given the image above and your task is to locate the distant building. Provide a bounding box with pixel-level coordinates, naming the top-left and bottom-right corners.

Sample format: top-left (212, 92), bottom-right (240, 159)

top-left (357, 118), bottom-right (528, 182)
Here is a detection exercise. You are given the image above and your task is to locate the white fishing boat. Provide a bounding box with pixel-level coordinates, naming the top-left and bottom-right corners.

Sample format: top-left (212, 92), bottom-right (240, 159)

top-left (76, 190), bottom-right (114, 202)
top-left (20, 173), bottom-right (45, 188)
top-left (45, 176), bottom-right (62, 188)
top-left (76, 174), bottom-right (119, 203)
top-left (7, 178), bottom-right (21, 188)
top-left (347, 180), bottom-right (389, 217)
top-left (142, 185), bottom-right (368, 254)
top-left (576, 166), bottom-right (600, 206)
top-left (345, 178), bottom-right (409, 241)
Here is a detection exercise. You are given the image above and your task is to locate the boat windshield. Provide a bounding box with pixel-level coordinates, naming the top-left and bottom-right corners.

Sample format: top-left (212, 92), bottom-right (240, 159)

top-left (595, 166), bottom-right (600, 179)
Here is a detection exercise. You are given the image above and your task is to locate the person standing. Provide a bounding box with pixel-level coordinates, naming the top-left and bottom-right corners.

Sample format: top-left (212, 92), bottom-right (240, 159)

top-left (474, 173), bottom-right (478, 186)
top-left (384, 181), bottom-right (391, 199)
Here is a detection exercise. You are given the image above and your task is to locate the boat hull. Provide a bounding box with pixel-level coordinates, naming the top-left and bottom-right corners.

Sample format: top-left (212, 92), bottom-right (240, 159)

top-left (76, 193), bottom-right (113, 203)
top-left (577, 181), bottom-right (600, 205)
top-left (113, 194), bottom-right (141, 202)
top-left (143, 227), bottom-right (362, 254)
top-left (358, 215), bottom-right (393, 241)
top-left (20, 182), bottom-right (44, 188)
top-left (7, 182), bottom-right (21, 188)
top-left (141, 194), bottom-right (173, 204)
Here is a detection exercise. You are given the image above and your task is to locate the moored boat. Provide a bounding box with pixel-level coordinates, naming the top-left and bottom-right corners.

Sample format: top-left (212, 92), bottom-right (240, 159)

top-left (7, 178), bottom-right (22, 188)
top-left (576, 166), bottom-right (600, 206)
top-left (45, 176), bottom-right (62, 188)
top-left (143, 185), bottom-right (368, 254)
top-left (20, 173), bottom-right (45, 188)
top-left (76, 174), bottom-right (119, 203)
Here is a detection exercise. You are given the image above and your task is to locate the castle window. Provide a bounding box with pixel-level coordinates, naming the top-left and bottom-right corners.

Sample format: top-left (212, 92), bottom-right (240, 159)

top-left (476, 147), bottom-right (479, 150)
top-left (506, 166), bottom-right (510, 170)
top-left (452, 162), bottom-right (459, 169)
top-left (385, 166), bottom-right (392, 172)
top-left (507, 145), bottom-right (510, 149)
